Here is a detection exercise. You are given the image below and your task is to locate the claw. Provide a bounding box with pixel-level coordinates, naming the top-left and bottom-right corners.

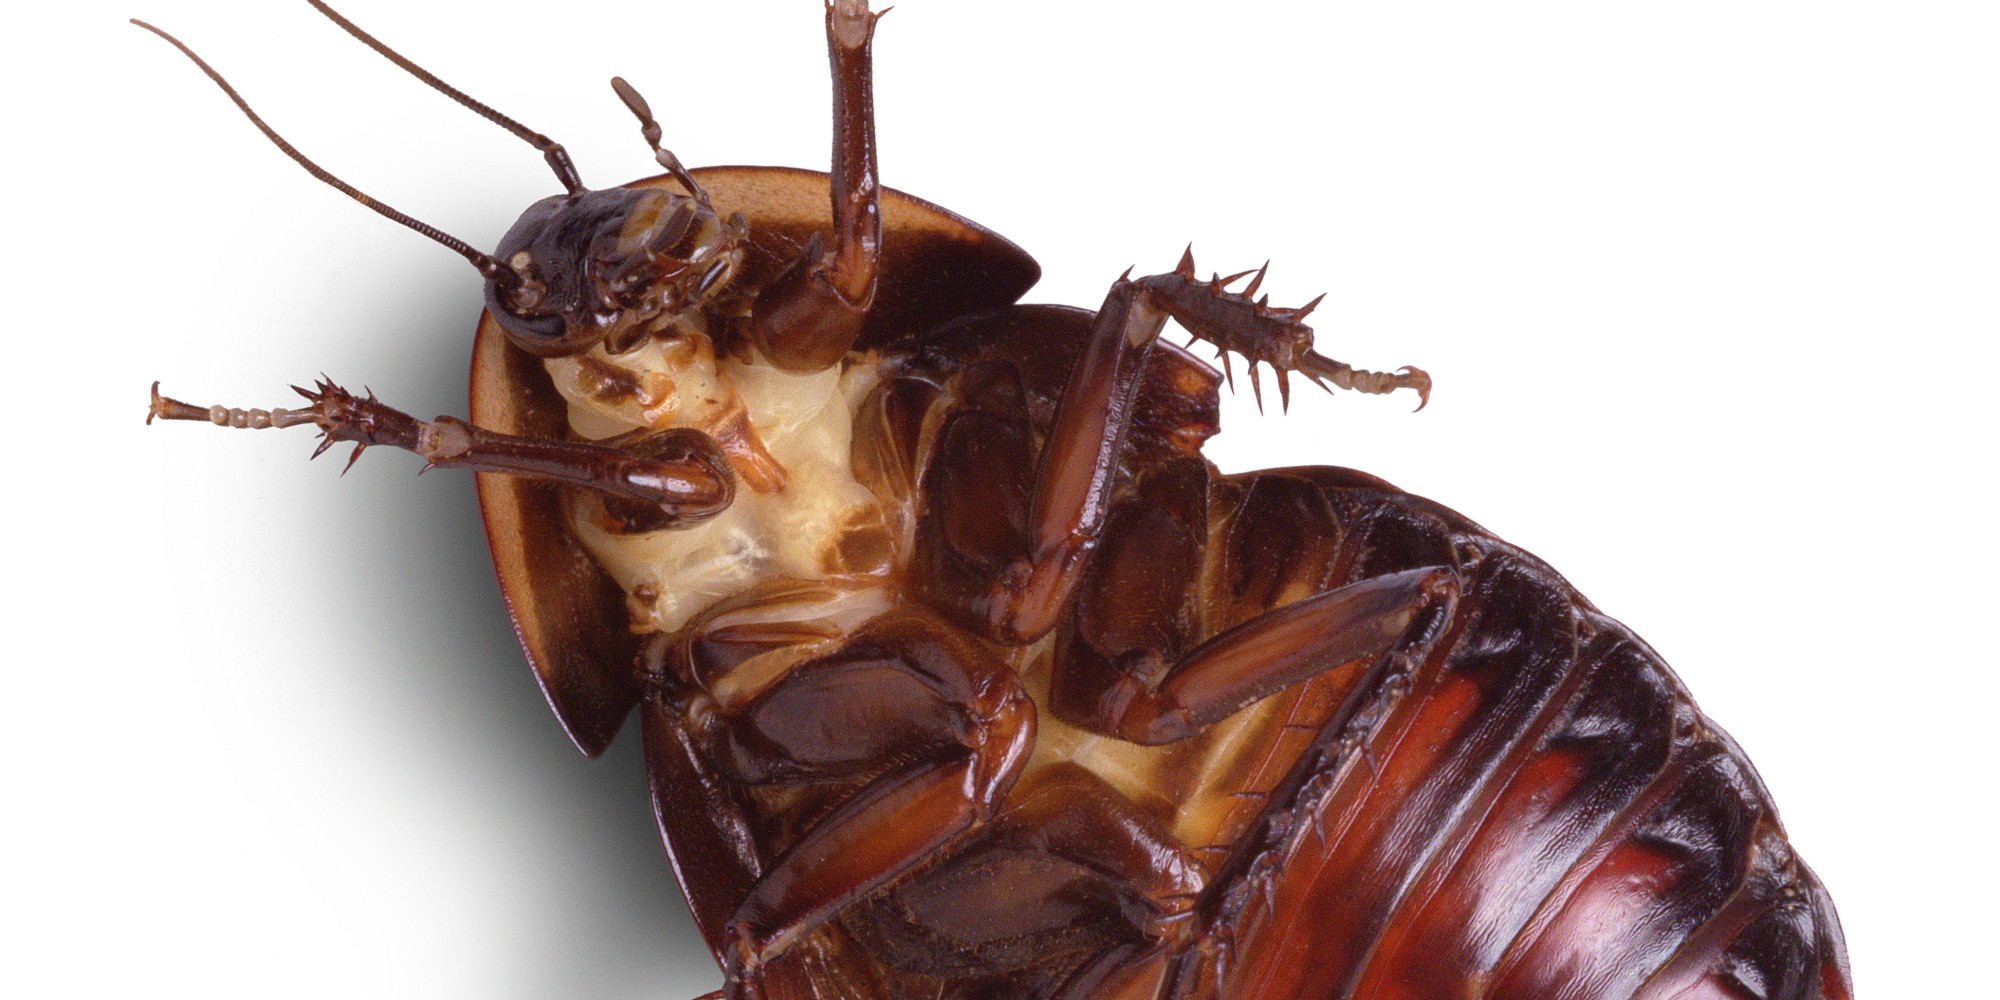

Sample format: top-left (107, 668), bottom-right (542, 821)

top-left (1400, 365), bottom-right (1433, 411)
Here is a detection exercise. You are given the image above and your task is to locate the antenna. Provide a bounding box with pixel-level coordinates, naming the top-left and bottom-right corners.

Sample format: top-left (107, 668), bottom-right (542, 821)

top-left (131, 19), bottom-right (516, 287)
top-left (304, 0), bottom-right (584, 196)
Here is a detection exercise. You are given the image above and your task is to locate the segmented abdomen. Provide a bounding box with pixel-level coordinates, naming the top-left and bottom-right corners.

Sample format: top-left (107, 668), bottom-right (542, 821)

top-left (1200, 471), bottom-right (1851, 1000)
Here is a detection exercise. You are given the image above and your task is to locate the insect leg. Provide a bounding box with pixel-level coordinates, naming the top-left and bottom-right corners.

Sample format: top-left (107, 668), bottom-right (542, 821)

top-left (935, 266), bottom-right (1429, 643)
top-left (1136, 251), bottom-right (1432, 411)
top-left (147, 380), bottom-right (732, 525)
top-left (820, 760), bottom-right (1203, 998)
top-left (666, 606), bottom-right (1035, 998)
top-left (1058, 565), bottom-right (1454, 745)
top-left (1049, 459), bottom-right (1459, 746)
top-left (743, 0), bottom-right (883, 373)
top-left (983, 763), bottom-right (1206, 1000)
top-left (905, 277), bottom-right (1175, 643)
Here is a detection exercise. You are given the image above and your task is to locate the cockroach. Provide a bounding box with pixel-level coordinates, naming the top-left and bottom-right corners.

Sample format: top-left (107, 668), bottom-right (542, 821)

top-left (142, 2), bottom-right (1853, 998)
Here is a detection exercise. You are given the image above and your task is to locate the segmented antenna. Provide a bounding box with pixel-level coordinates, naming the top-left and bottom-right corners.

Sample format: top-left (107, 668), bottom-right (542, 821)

top-left (304, 0), bottom-right (584, 195)
top-left (130, 19), bottom-right (515, 288)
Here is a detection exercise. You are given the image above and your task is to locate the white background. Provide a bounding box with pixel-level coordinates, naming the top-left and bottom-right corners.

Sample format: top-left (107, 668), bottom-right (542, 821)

top-left (9, 0), bottom-right (1994, 996)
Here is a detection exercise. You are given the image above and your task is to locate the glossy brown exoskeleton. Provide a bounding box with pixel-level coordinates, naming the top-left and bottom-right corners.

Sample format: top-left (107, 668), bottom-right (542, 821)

top-left (146, 2), bottom-right (1854, 998)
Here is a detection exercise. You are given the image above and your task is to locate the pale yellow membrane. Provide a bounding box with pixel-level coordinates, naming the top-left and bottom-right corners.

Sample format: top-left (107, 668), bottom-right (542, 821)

top-left (552, 343), bottom-right (890, 634)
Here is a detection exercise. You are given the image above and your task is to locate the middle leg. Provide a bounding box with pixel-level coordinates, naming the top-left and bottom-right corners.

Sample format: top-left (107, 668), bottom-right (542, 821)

top-left (914, 251), bottom-right (1432, 645)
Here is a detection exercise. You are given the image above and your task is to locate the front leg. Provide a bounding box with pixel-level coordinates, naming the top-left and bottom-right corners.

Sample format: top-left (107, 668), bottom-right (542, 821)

top-left (744, 0), bottom-right (883, 372)
top-left (147, 380), bottom-right (733, 527)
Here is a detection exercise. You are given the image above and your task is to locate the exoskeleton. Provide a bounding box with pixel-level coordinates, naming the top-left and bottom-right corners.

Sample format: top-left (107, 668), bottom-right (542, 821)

top-left (146, 2), bottom-right (1853, 998)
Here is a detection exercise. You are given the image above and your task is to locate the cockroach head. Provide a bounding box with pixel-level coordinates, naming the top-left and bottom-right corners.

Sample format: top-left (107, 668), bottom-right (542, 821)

top-left (485, 185), bottom-right (747, 358)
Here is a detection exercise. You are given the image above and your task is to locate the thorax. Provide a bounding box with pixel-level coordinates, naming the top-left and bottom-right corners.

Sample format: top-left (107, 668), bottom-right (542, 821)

top-left (548, 342), bottom-right (894, 636)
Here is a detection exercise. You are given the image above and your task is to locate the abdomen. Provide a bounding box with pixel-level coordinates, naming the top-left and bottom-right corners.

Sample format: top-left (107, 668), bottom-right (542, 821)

top-left (1189, 469), bottom-right (1851, 1000)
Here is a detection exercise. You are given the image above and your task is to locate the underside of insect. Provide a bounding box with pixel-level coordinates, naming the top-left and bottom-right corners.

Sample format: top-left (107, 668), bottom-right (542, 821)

top-left (144, 3), bottom-right (1851, 999)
